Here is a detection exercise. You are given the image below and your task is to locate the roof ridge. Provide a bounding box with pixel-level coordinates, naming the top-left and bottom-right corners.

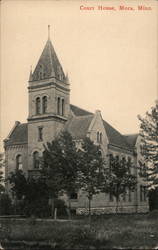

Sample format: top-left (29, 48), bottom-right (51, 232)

top-left (73, 114), bottom-right (94, 119)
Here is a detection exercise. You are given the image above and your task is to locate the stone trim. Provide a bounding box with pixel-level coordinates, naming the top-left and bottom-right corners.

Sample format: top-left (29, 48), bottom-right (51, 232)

top-left (28, 115), bottom-right (67, 122)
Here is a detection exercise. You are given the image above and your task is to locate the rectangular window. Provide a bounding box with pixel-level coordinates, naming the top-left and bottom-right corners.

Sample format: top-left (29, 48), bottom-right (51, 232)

top-left (140, 185), bottom-right (143, 201)
top-left (109, 192), bottom-right (113, 202)
top-left (128, 189), bottom-right (131, 202)
top-left (140, 185), bottom-right (147, 202)
top-left (123, 189), bottom-right (126, 202)
top-left (38, 127), bottom-right (43, 141)
top-left (143, 186), bottom-right (147, 202)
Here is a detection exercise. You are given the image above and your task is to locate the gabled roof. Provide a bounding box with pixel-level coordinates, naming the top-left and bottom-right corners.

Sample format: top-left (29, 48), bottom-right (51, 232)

top-left (65, 115), bottom-right (94, 140)
top-left (31, 39), bottom-right (66, 82)
top-left (70, 104), bottom-right (93, 116)
top-left (70, 105), bottom-right (132, 151)
top-left (103, 120), bottom-right (132, 150)
top-left (5, 123), bottom-right (28, 146)
top-left (124, 134), bottom-right (138, 148)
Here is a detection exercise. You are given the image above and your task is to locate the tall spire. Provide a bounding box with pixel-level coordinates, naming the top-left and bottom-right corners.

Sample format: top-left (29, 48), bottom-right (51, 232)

top-left (31, 31), bottom-right (66, 82)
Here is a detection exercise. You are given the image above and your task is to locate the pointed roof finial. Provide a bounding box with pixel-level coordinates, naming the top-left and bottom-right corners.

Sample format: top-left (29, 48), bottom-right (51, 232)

top-left (65, 72), bottom-right (69, 84)
top-left (29, 65), bottom-right (33, 81)
top-left (48, 25), bottom-right (50, 40)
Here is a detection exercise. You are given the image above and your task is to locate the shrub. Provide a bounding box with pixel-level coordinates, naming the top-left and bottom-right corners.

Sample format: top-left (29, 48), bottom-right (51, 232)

top-left (147, 209), bottom-right (158, 219)
top-left (54, 198), bottom-right (67, 217)
top-left (0, 193), bottom-right (12, 215)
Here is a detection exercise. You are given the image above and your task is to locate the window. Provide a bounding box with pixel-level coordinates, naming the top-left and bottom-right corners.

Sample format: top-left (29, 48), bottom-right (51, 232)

top-left (57, 97), bottom-right (60, 115)
top-left (97, 132), bottom-right (100, 143)
top-left (39, 65), bottom-right (43, 80)
top-left (123, 189), bottom-right (126, 202)
top-left (128, 188), bottom-right (131, 202)
top-left (109, 154), bottom-right (113, 172)
top-left (33, 151), bottom-right (40, 169)
top-left (97, 132), bottom-right (102, 144)
top-left (100, 132), bottom-right (102, 144)
top-left (115, 155), bottom-right (119, 163)
top-left (16, 155), bottom-right (22, 170)
top-left (109, 191), bottom-right (113, 202)
top-left (70, 192), bottom-right (78, 200)
top-left (140, 185), bottom-right (147, 202)
top-left (127, 157), bottom-right (132, 173)
top-left (42, 96), bottom-right (47, 114)
top-left (139, 162), bottom-right (146, 176)
top-left (36, 97), bottom-right (40, 115)
top-left (38, 127), bottom-right (43, 141)
top-left (121, 157), bottom-right (126, 166)
top-left (61, 99), bottom-right (65, 116)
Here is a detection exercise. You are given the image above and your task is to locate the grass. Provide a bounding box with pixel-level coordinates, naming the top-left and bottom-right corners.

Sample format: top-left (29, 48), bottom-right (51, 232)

top-left (0, 213), bottom-right (158, 249)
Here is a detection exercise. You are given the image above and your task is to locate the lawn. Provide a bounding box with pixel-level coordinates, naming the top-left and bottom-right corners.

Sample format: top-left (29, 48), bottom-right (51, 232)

top-left (0, 213), bottom-right (158, 249)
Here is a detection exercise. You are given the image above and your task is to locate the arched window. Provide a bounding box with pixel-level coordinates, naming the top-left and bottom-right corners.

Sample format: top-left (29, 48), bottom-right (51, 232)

top-left (57, 97), bottom-right (60, 115)
top-left (61, 99), bottom-right (64, 116)
top-left (97, 131), bottom-right (102, 144)
top-left (109, 153), bottom-right (113, 172)
top-left (100, 132), bottom-right (102, 144)
top-left (33, 151), bottom-right (40, 169)
top-left (36, 97), bottom-right (40, 115)
top-left (42, 96), bottom-right (47, 114)
top-left (127, 157), bottom-right (131, 173)
top-left (97, 132), bottom-right (100, 143)
top-left (16, 155), bottom-right (23, 170)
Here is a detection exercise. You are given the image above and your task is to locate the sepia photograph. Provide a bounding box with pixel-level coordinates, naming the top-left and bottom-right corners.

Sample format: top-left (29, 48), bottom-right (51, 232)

top-left (0, 0), bottom-right (158, 249)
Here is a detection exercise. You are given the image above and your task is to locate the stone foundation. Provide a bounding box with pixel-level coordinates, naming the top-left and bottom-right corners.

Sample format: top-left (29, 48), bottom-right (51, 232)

top-left (76, 205), bottom-right (148, 215)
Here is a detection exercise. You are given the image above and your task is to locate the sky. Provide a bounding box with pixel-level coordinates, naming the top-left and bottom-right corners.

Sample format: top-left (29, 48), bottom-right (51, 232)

top-left (1, 0), bottom-right (158, 151)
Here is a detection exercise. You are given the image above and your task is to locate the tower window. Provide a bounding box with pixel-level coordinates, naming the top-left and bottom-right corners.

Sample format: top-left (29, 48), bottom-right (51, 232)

top-left (42, 96), bottom-right (47, 114)
top-left (36, 97), bottom-right (41, 115)
top-left (57, 97), bottom-right (60, 115)
top-left (33, 151), bottom-right (40, 169)
top-left (38, 127), bottom-right (43, 141)
top-left (39, 65), bottom-right (43, 80)
top-left (61, 99), bottom-right (65, 116)
top-left (16, 155), bottom-right (23, 170)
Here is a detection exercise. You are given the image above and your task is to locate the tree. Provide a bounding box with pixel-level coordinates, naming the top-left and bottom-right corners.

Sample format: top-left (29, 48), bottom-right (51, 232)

top-left (8, 169), bottom-right (27, 200)
top-left (138, 101), bottom-right (158, 210)
top-left (8, 169), bottom-right (49, 217)
top-left (138, 101), bottom-right (158, 190)
top-left (0, 153), bottom-right (5, 194)
top-left (42, 131), bottom-right (79, 219)
top-left (77, 137), bottom-right (105, 217)
top-left (103, 155), bottom-right (137, 213)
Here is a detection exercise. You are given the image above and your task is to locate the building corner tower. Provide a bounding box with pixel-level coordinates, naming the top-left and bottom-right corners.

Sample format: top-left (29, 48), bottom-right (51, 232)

top-left (27, 30), bottom-right (70, 171)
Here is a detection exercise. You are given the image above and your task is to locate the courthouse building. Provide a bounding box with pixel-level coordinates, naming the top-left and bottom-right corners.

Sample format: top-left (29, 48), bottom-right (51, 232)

top-left (4, 33), bottom-right (148, 214)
